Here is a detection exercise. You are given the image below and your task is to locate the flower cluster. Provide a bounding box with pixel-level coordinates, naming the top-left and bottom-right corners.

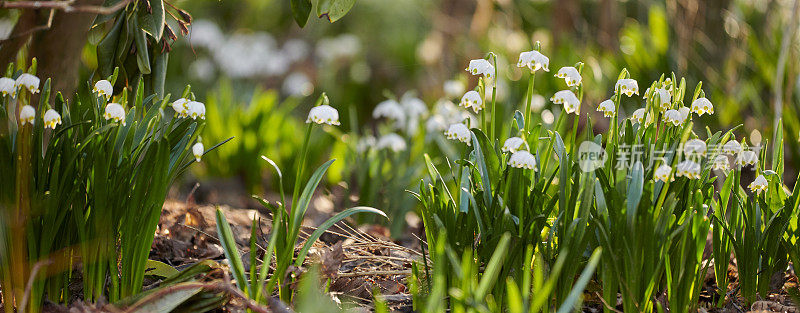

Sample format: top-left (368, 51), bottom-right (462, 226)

top-left (0, 73), bottom-right (41, 98)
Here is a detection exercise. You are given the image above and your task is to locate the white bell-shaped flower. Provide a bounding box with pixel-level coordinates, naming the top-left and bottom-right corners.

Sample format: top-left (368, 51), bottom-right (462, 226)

top-left (401, 93), bottom-right (428, 120)
top-left (517, 50), bottom-right (549, 72)
top-left (192, 142), bottom-right (204, 162)
top-left (425, 115), bottom-right (448, 133)
top-left (356, 135), bottom-right (377, 153)
top-left (664, 109), bottom-right (684, 126)
top-left (187, 101), bottom-right (206, 120)
top-left (748, 174), bottom-right (768, 194)
top-left (550, 90), bottom-right (579, 114)
top-left (443, 80), bottom-right (465, 98)
top-left (678, 107), bottom-right (690, 121)
top-left (555, 66), bottom-right (581, 87)
top-left (654, 164), bottom-right (673, 182)
top-left (631, 108), bottom-right (646, 125)
top-left (683, 139), bottom-right (707, 157)
top-left (712, 155), bottom-right (730, 171)
top-left (44, 109), bottom-right (62, 129)
top-left (653, 88), bottom-right (671, 111)
top-left (104, 103), bottom-right (126, 125)
top-left (676, 160), bottom-right (701, 179)
top-left (172, 98), bottom-right (190, 118)
top-left (508, 150), bottom-right (537, 170)
top-left (460, 90), bottom-right (484, 113)
top-left (615, 78), bottom-right (639, 97)
top-left (0, 77), bottom-right (17, 98)
top-left (373, 99), bottom-right (406, 124)
top-left (502, 137), bottom-right (525, 153)
top-left (691, 97), bottom-right (714, 116)
top-left (20, 105), bottom-right (35, 126)
top-left (596, 99), bottom-right (615, 117)
top-left (16, 74), bottom-right (40, 94)
top-left (444, 123), bottom-right (471, 145)
top-left (376, 133), bottom-right (407, 152)
top-left (466, 59), bottom-right (494, 80)
top-left (736, 150), bottom-right (758, 167)
top-left (93, 80), bottom-right (113, 100)
top-left (722, 140), bottom-right (743, 155)
top-left (306, 104), bottom-right (341, 125)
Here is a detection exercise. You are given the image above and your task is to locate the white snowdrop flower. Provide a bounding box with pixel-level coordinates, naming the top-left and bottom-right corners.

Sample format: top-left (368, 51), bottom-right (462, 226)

top-left (550, 90), bottom-right (579, 114)
top-left (615, 78), bottom-right (639, 97)
top-left (748, 174), bottom-right (768, 194)
top-left (373, 99), bottom-right (406, 125)
top-left (187, 101), bottom-right (206, 120)
top-left (19, 105), bottom-right (35, 126)
top-left (0, 77), bottom-right (17, 98)
top-left (306, 105), bottom-right (340, 126)
top-left (676, 160), bottom-right (701, 179)
top-left (444, 123), bottom-right (471, 145)
top-left (653, 88), bottom-right (671, 111)
top-left (736, 150), bottom-right (758, 167)
top-left (596, 99), bottom-right (615, 117)
top-left (722, 140), bottom-right (743, 155)
top-left (401, 93), bottom-right (428, 120)
top-left (189, 20), bottom-right (223, 49)
top-left (516, 50), bottom-right (549, 72)
top-left (283, 72), bottom-right (314, 97)
top-left (401, 94), bottom-right (428, 135)
top-left (93, 80), bottom-right (113, 100)
top-left (192, 142), bottom-right (204, 162)
top-left (541, 109), bottom-right (554, 124)
top-left (664, 109), bottom-right (684, 126)
top-left (683, 139), bottom-right (707, 156)
top-left (508, 150), bottom-right (537, 170)
top-left (502, 137), bottom-right (526, 153)
top-left (466, 59), bottom-right (494, 80)
top-left (43, 109), bottom-right (61, 129)
top-left (171, 98), bottom-right (190, 118)
top-left (356, 135), bottom-right (376, 153)
top-left (678, 107), bottom-right (690, 121)
top-left (443, 80), bottom-right (465, 98)
top-left (460, 90), bottom-right (483, 113)
top-left (691, 97), bottom-right (714, 116)
top-left (16, 74), bottom-right (39, 94)
top-left (426, 115), bottom-right (448, 133)
top-left (104, 103), bottom-right (126, 125)
top-left (555, 66), bottom-right (581, 87)
top-left (376, 133), bottom-right (407, 152)
top-left (654, 164), bottom-right (673, 182)
top-left (631, 108), bottom-right (646, 125)
top-left (530, 94), bottom-right (546, 112)
top-left (712, 155), bottom-right (730, 171)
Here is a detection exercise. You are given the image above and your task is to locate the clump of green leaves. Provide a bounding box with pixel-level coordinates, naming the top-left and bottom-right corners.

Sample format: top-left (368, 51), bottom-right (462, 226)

top-left (0, 61), bottom-right (217, 312)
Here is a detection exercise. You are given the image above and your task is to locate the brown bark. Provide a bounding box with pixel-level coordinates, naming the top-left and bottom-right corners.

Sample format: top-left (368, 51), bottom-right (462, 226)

top-left (598, 0), bottom-right (619, 50)
top-left (551, 0), bottom-right (578, 46)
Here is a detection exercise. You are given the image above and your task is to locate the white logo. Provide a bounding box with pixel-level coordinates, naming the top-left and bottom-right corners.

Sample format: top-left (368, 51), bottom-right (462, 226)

top-left (578, 141), bottom-right (606, 172)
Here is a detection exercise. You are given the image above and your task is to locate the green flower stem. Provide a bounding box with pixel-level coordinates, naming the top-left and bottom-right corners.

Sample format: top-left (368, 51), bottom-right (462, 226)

top-left (524, 73), bottom-right (535, 135)
top-left (490, 82), bottom-right (497, 140)
top-left (291, 123), bottom-right (314, 211)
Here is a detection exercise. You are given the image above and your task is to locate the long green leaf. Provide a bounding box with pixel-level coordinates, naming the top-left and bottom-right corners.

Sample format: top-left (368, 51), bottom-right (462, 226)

top-left (215, 208), bottom-right (248, 293)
